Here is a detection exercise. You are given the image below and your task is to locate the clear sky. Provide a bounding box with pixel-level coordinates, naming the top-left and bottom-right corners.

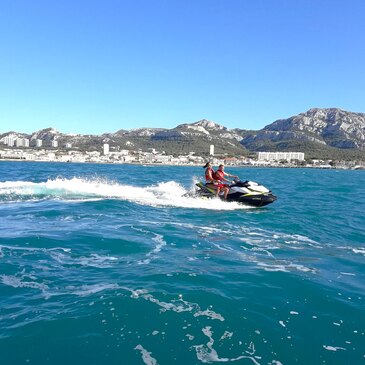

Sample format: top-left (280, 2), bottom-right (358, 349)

top-left (0, 0), bottom-right (364, 134)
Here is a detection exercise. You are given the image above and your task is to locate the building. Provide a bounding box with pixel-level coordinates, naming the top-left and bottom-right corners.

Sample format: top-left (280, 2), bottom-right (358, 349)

top-left (15, 138), bottom-right (30, 148)
top-left (103, 143), bottom-right (109, 155)
top-left (209, 144), bottom-right (214, 156)
top-left (1, 136), bottom-right (16, 146)
top-left (51, 140), bottom-right (58, 148)
top-left (257, 151), bottom-right (305, 162)
top-left (36, 139), bottom-right (43, 147)
top-left (65, 143), bottom-right (72, 149)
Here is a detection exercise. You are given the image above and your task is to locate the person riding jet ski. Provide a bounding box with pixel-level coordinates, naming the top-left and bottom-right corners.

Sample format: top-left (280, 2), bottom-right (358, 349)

top-left (213, 164), bottom-right (239, 200)
top-left (203, 162), bottom-right (226, 198)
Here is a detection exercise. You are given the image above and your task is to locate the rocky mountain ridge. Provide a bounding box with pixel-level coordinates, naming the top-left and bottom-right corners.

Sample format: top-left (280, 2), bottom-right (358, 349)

top-left (1, 109), bottom-right (365, 160)
top-left (242, 108), bottom-right (365, 150)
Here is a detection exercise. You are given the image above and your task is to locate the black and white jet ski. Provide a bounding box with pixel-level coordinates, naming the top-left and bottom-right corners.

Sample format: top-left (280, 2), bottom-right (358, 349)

top-left (192, 179), bottom-right (277, 207)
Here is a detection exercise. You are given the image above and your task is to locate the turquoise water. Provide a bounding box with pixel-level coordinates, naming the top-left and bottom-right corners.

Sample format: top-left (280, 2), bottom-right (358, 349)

top-left (0, 161), bottom-right (364, 365)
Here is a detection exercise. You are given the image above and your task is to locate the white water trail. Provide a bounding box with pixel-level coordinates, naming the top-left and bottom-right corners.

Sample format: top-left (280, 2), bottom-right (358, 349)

top-left (0, 178), bottom-right (251, 210)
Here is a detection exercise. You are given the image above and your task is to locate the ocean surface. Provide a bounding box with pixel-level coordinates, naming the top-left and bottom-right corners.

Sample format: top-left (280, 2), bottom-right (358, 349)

top-left (0, 161), bottom-right (364, 365)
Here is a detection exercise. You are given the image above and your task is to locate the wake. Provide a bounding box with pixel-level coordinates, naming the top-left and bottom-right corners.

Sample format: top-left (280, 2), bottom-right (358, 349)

top-left (0, 178), bottom-right (251, 210)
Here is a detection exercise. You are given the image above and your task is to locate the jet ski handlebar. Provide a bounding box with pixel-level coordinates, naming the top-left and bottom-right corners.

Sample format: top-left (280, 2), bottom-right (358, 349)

top-left (229, 179), bottom-right (249, 187)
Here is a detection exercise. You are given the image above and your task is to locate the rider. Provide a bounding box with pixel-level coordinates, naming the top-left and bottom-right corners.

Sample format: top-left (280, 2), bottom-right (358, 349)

top-left (204, 162), bottom-right (221, 197)
top-left (203, 162), bottom-right (230, 199)
top-left (213, 164), bottom-right (239, 200)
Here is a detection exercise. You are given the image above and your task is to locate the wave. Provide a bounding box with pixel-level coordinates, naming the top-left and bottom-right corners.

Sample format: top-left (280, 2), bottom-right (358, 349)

top-left (0, 177), bottom-right (251, 210)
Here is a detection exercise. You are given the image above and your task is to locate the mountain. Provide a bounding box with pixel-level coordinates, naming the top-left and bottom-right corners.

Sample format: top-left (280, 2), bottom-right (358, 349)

top-left (0, 131), bottom-right (28, 139)
top-left (240, 108), bottom-right (365, 159)
top-left (98, 119), bottom-right (248, 156)
top-left (0, 119), bottom-right (248, 156)
top-left (30, 128), bottom-right (60, 141)
top-left (146, 119), bottom-right (246, 155)
top-left (1, 110), bottom-right (365, 160)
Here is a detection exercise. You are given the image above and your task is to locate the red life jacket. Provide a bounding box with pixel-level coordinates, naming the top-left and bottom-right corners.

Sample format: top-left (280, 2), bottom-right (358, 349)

top-left (205, 167), bottom-right (214, 182)
top-left (213, 170), bottom-right (224, 181)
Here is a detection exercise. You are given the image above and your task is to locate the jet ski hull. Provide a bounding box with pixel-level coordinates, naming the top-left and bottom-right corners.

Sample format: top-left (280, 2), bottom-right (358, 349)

top-left (192, 181), bottom-right (277, 207)
top-left (227, 192), bottom-right (277, 207)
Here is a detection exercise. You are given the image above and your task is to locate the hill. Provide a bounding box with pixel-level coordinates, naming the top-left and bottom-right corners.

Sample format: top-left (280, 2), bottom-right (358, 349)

top-left (240, 108), bottom-right (365, 158)
top-left (1, 109), bottom-right (365, 160)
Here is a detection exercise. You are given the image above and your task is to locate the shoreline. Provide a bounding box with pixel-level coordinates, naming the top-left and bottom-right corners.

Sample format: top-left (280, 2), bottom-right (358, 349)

top-left (1, 158), bottom-right (363, 170)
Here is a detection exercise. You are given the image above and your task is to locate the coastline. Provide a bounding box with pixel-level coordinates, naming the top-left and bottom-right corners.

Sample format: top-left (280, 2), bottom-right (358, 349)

top-left (1, 157), bottom-right (363, 170)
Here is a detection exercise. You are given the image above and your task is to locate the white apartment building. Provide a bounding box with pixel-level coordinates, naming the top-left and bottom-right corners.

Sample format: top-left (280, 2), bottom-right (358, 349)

top-left (15, 138), bottom-right (30, 148)
top-left (1, 136), bottom-right (16, 146)
top-left (209, 144), bottom-right (214, 156)
top-left (36, 139), bottom-right (43, 147)
top-left (103, 143), bottom-right (109, 155)
top-left (258, 151), bottom-right (305, 162)
top-left (51, 140), bottom-right (58, 148)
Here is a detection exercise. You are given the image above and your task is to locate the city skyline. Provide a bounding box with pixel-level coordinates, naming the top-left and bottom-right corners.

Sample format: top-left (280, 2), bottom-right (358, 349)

top-left (1, 0), bottom-right (364, 134)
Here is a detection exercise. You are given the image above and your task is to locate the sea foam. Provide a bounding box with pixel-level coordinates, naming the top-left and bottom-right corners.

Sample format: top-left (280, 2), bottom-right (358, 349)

top-left (0, 178), bottom-right (251, 210)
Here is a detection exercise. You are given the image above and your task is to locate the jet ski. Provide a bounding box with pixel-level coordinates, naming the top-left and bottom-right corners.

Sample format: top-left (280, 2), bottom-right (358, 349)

top-left (192, 179), bottom-right (277, 207)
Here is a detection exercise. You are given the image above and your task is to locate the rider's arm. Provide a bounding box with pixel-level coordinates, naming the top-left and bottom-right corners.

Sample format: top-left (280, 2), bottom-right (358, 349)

top-left (224, 172), bottom-right (238, 179)
top-left (220, 175), bottom-right (231, 182)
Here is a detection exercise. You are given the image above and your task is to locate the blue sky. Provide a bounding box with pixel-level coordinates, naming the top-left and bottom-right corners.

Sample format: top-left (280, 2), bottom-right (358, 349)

top-left (0, 0), bottom-right (364, 134)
